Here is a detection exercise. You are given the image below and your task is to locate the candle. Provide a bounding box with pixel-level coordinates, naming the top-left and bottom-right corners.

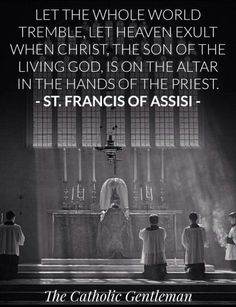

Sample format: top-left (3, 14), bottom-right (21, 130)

top-left (147, 148), bottom-right (150, 182)
top-left (82, 188), bottom-right (85, 200)
top-left (77, 183), bottom-right (79, 198)
top-left (161, 148), bottom-right (164, 182)
top-left (92, 147), bottom-right (96, 182)
top-left (140, 187), bottom-right (143, 201)
top-left (63, 148), bottom-right (67, 182)
top-left (145, 184), bottom-right (148, 199)
top-left (1, 213), bottom-right (3, 224)
top-left (71, 187), bottom-right (74, 201)
top-left (134, 148), bottom-right (137, 182)
top-left (150, 187), bottom-right (153, 201)
top-left (78, 148), bottom-right (82, 182)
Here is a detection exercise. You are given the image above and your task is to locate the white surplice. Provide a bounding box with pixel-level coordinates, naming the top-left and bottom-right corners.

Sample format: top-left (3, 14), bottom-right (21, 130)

top-left (181, 225), bottom-right (207, 265)
top-left (0, 224), bottom-right (25, 256)
top-left (139, 227), bottom-right (166, 265)
top-left (225, 225), bottom-right (236, 261)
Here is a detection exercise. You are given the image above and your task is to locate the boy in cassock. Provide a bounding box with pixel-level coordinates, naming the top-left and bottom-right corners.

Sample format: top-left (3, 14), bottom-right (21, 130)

top-left (225, 211), bottom-right (236, 271)
top-left (181, 212), bottom-right (207, 280)
top-left (0, 211), bottom-right (25, 280)
top-left (139, 214), bottom-right (167, 280)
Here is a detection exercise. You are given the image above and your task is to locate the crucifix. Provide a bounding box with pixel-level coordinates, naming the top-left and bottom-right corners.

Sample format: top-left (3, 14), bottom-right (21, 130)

top-left (95, 135), bottom-right (122, 175)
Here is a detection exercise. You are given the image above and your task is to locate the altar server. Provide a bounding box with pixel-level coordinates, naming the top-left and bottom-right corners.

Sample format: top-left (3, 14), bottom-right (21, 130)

top-left (225, 211), bottom-right (236, 271)
top-left (139, 214), bottom-right (167, 280)
top-left (0, 211), bottom-right (25, 279)
top-left (181, 212), bottom-right (207, 280)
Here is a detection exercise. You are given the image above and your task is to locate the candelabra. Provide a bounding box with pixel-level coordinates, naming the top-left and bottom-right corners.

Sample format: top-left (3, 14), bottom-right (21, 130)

top-left (158, 148), bottom-right (166, 209)
top-left (75, 183), bottom-right (85, 210)
top-left (158, 178), bottom-right (166, 209)
top-left (90, 181), bottom-right (97, 211)
top-left (62, 183), bottom-right (69, 209)
top-left (91, 182), bottom-right (96, 201)
top-left (133, 182), bottom-right (143, 209)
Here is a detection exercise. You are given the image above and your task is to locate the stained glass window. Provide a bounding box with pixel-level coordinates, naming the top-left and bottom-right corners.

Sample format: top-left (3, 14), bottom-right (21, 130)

top-left (31, 25), bottom-right (201, 149)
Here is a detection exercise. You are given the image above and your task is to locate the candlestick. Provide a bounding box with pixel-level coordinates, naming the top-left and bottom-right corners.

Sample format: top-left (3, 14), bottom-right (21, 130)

top-left (133, 183), bottom-right (138, 203)
top-left (78, 148), bottom-right (82, 182)
top-left (145, 184), bottom-right (148, 199)
top-left (134, 148), bottom-right (137, 182)
top-left (150, 187), bottom-right (153, 201)
top-left (92, 182), bottom-right (96, 200)
top-left (62, 183), bottom-right (69, 209)
top-left (63, 148), bottom-right (67, 182)
top-left (77, 183), bottom-right (79, 198)
top-left (147, 148), bottom-right (150, 182)
top-left (92, 147), bottom-right (96, 182)
top-left (71, 186), bottom-right (74, 201)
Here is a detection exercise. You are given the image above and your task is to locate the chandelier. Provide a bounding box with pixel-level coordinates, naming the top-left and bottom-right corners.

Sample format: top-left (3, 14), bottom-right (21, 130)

top-left (95, 135), bottom-right (122, 175)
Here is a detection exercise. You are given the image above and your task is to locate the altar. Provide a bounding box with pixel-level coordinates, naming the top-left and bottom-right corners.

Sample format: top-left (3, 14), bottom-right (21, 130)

top-left (48, 209), bottom-right (182, 259)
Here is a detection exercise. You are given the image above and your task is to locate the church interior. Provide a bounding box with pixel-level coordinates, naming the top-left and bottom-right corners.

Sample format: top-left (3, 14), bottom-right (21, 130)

top-left (0, 0), bottom-right (236, 305)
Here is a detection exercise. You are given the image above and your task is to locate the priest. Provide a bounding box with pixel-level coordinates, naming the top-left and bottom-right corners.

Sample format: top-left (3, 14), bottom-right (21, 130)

top-left (96, 199), bottom-right (133, 258)
top-left (0, 211), bottom-right (25, 280)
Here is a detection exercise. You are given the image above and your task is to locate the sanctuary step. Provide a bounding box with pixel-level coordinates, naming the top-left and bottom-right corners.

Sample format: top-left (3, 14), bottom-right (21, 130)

top-left (41, 258), bottom-right (185, 265)
top-left (17, 258), bottom-right (217, 279)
